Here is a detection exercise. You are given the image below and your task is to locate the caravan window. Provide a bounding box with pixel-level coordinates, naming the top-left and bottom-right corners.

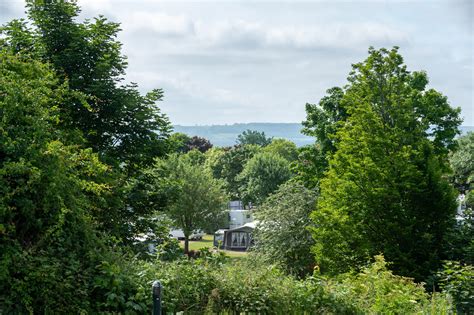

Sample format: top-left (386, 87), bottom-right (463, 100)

top-left (231, 232), bottom-right (248, 247)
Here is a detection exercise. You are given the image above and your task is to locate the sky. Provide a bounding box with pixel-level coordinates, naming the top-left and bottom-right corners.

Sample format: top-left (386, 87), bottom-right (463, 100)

top-left (1, 0), bottom-right (473, 125)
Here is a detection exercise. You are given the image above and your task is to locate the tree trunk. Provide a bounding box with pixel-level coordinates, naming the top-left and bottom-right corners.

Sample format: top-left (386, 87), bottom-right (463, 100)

top-left (184, 234), bottom-right (189, 255)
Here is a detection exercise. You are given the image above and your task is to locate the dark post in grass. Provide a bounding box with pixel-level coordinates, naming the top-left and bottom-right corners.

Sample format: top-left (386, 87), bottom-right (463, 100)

top-left (152, 281), bottom-right (162, 315)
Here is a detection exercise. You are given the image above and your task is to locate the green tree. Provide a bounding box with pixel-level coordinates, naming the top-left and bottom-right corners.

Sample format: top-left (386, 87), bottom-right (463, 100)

top-left (207, 145), bottom-right (261, 200)
top-left (450, 132), bottom-right (474, 196)
top-left (153, 153), bottom-right (228, 253)
top-left (311, 47), bottom-right (461, 280)
top-left (302, 86), bottom-right (346, 159)
top-left (204, 147), bottom-right (226, 175)
top-left (0, 49), bottom-right (111, 313)
top-left (169, 132), bottom-right (192, 153)
top-left (2, 0), bottom-right (172, 173)
top-left (445, 132), bottom-right (474, 264)
top-left (238, 152), bottom-right (292, 205)
top-left (236, 129), bottom-right (272, 147)
top-left (253, 182), bottom-right (317, 277)
top-left (169, 133), bottom-right (213, 153)
top-left (290, 143), bottom-right (327, 189)
top-left (263, 138), bottom-right (298, 162)
top-left (0, 0), bottom-right (175, 244)
top-left (298, 87), bottom-right (347, 189)
top-left (437, 261), bottom-right (474, 314)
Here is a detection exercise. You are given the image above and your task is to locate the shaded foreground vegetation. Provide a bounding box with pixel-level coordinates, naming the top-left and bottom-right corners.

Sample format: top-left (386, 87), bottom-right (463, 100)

top-left (88, 252), bottom-right (455, 314)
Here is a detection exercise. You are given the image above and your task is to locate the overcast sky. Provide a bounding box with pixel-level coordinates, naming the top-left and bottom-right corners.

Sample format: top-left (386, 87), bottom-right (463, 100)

top-left (1, 0), bottom-right (473, 125)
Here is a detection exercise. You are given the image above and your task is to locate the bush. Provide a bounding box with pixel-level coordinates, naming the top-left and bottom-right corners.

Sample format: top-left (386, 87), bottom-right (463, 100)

top-left (132, 254), bottom-right (453, 314)
top-left (155, 238), bottom-right (183, 261)
top-left (206, 255), bottom-right (355, 313)
top-left (140, 259), bottom-right (217, 312)
top-left (326, 255), bottom-right (454, 314)
top-left (437, 261), bottom-right (474, 314)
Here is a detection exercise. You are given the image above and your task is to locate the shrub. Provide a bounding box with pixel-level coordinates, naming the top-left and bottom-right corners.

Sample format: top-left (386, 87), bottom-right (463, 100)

top-left (140, 259), bottom-right (217, 312)
top-left (208, 255), bottom-right (357, 313)
top-left (155, 238), bottom-right (183, 261)
top-left (437, 261), bottom-right (474, 314)
top-left (92, 253), bottom-right (149, 314)
top-left (326, 255), bottom-right (454, 314)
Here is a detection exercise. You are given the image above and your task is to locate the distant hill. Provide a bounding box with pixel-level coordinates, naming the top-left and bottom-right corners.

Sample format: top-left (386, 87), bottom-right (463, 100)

top-left (173, 123), bottom-right (474, 147)
top-left (173, 123), bottom-right (313, 147)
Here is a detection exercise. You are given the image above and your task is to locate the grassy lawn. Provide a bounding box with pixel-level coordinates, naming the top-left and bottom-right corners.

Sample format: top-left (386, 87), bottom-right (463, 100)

top-left (179, 234), bottom-right (248, 258)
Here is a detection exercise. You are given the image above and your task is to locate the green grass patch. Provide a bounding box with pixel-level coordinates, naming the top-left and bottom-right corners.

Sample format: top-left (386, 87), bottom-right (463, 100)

top-left (179, 234), bottom-right (248, 258)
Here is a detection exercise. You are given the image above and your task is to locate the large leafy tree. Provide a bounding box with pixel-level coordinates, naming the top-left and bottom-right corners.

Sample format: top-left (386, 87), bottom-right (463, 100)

top-left (168, 132), bottom-right (192, 153)
top-left (207, 144), bottom-right (261, 200)
top-left (238, 152), bottom-right (292, 205)
top-left (153, 153), bottom-right (228, 253)
top-left (0, 49), bottom-right (110, 313)
top-left (311, 47), bottom-right (461, 280)
top-left (263, 138), bottom-right (298, 162)
top-left (290, 144), bottom-right (327, 189)
top-left (299, 88), bottom-right (346, 188)
top-left (1, 0), bottom-right (171, 173)
top-left (1, 0), bottom-right (174, 243)
top-left (302, 87), bottom-right (346, 158)
top-left (253, 182), bottom-right (318, 277)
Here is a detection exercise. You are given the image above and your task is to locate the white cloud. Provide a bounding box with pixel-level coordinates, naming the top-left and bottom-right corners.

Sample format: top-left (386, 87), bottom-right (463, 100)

top-left (121, 13), bottom-right (408, 50)
top-left (128, 70), bottom-right (251, 106)
top-left (125, 12), bottom-right (195, 37)
top-left (115, 8), bottom-right (408, 51)
top-left (212, 20), bottom-right (407, 50)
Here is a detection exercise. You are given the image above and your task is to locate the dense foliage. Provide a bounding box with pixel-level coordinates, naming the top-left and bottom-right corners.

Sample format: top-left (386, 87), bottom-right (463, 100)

top-left (302, 86), bottom-right (346, 174)
top-left (206, 144), bottom-right (261, 200)
top-left (291, 143), bottom-right (327, 189)
top-left (150, 152), bottom-right (229, 253)
top-left (253, 182), bottom-right (317, 277)
top-left (237, 152), bottom-right (292, 205)
top-left (437, 261), bottom-right (474, 314)
top-left (0, 47), bottom-right (111, 314)
top-left (311, 47), bottom-right (461, 280)
top-left (111, 254), bottom-right (454, 314)
top-left (263, 138), bottom-right (299, 162)
top-left (0, 1), bottom-right (172, 312)
top-left (2, 1), bottom-right (172, 172)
